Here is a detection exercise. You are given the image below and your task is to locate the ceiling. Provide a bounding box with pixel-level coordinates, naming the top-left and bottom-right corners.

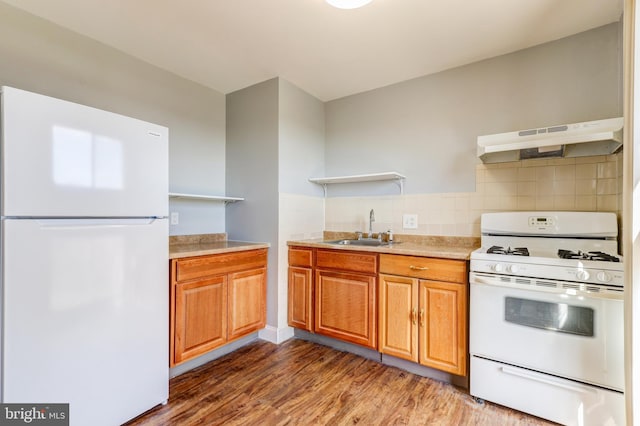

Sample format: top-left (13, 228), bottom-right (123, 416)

top-left (2, 0), bottom-right (623, 101)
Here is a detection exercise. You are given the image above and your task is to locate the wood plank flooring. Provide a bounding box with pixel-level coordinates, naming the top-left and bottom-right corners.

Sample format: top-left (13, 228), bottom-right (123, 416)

top-left (126, 339), bottom-right (555, 425)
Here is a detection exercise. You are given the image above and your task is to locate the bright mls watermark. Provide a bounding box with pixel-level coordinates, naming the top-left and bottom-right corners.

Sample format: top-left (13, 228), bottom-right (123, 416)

top-left (0, 404), bottom-right (68, 425)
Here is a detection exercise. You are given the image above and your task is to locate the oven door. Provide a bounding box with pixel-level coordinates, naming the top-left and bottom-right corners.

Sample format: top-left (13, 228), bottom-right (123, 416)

top-left (469, 272), bottom-right (624, 391)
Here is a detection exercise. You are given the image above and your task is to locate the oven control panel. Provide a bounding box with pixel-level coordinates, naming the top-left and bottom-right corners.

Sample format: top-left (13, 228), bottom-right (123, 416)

top-left (481, 212), bottom-right (618, 238)
top-left (528, 215), bottom-right (555, 230)
top-left (470, 259), bottom-right (624, 287)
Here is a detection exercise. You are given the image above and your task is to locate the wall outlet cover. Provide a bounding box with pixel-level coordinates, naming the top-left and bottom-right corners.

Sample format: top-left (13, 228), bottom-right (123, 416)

top-left (403, 214), bottom-right (418, 229)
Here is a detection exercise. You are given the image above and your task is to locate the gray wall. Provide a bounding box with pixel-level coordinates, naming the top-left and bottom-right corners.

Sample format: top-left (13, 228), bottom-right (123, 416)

top-left (278, 79), bottom-right (325, 332)
top-left (226, 78), bottom-right (280, 326)
top-left (279, 79), bottom-right (325, 196)
top-left (325, 23), bottom-right (622, 197)
top-left (227, 78), bottom-right (325, 333)
top-left (0, 2), bottom-right (227, 235)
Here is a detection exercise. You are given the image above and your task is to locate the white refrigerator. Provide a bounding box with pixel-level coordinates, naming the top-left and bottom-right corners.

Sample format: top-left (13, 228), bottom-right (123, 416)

top-left (0, 86), bottom-right (169, 425)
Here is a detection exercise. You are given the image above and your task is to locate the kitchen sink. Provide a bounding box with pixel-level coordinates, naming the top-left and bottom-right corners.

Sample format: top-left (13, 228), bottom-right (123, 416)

top-left (323, 238), bottom-right (398, 247)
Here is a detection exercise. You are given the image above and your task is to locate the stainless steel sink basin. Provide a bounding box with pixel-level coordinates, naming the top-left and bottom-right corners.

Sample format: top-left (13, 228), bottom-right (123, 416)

top-left (323, 238), bottom-right (398, 247)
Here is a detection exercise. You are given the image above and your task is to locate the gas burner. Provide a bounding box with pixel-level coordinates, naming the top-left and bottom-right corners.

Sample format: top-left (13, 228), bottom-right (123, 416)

top-left (487, 246), bottom-right (530, 256)
top-left (557, 249), bottom-right (620, 262)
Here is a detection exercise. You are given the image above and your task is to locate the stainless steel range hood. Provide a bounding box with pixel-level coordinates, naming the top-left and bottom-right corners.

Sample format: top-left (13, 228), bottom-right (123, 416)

top-left (477, 117), bottom-right (623, 163)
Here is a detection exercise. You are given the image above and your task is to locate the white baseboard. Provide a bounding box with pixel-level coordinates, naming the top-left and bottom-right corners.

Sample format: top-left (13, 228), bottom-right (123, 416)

top-left (259, 325), bottom-right (295, 344)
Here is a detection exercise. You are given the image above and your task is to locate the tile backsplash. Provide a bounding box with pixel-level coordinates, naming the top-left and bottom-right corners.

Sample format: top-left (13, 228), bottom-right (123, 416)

top-left (325, 153), bottom-right (622, 238)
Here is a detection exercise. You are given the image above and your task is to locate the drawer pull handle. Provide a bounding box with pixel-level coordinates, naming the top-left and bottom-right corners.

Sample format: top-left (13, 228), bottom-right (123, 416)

top-left (409, 265), bottom-right (429, 271)
top-left (419, 309), bottom-right (424, 327)
top-left (411, 308), bottom-right (417, 325)
top-left (500, 366), bottom-right (597, 394)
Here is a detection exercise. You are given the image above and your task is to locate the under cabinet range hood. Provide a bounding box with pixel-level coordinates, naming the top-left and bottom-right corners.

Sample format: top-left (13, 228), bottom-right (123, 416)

top-left (477, 117), bottom-right (623, 163)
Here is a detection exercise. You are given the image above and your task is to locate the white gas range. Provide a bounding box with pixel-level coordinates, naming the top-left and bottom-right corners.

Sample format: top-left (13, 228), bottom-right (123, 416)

top-left (469, 211), bottom-right (625, 426)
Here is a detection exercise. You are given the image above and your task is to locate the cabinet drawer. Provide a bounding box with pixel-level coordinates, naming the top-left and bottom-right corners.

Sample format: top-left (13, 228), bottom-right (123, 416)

top-left (380, 254), bottom-right (466, 283)
top-left (289, 247), bottom-right (313, 268)
top-left (176, 249), bottom-right (268, 282)
top-left (316, 249), bottom-right (377, 275)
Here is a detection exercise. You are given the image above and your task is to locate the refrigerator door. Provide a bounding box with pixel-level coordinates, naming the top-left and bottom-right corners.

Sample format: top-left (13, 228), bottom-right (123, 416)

top-left (1, 86), bottom-right (168, 217)
top-left (2, 218), bottom-right (168, 426)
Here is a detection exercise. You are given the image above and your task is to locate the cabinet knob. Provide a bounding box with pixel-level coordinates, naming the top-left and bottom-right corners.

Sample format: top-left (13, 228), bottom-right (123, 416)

top-left (409, 265), bottom-right (429, 271)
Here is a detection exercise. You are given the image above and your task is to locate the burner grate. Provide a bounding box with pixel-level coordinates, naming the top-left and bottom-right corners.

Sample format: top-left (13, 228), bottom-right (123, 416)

top-left (487, 246), bottom-right (530, 256)
top-left (557, 249), bottom-right (620, 262)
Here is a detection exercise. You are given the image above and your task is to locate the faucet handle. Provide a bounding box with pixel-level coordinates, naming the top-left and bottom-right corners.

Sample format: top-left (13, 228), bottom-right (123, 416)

top-left (355, 231), bottom-right (363, 240)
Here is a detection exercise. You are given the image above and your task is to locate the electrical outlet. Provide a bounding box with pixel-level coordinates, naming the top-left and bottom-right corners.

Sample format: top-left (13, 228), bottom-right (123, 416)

top-left (403, 214), bottom-right (418, 229)
top-left (170, 212), bottom-right (179, 225)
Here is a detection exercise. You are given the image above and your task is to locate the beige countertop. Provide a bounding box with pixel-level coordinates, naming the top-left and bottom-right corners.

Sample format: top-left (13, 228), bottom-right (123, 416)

top-left (169, 233), bottom-right (269, 259)
top-left (288, 232), bottom-right (480, 260)
top-left (169, 232), bottom-right (477, 260)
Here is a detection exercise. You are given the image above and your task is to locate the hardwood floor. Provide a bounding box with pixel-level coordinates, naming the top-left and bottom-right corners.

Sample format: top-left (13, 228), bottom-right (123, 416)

top-left (126, 339), bottom-right (554, 425)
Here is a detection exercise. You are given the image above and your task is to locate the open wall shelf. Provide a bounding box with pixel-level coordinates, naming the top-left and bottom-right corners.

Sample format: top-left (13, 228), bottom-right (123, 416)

top-left (168, 192), bottom-right (244, 204)
top-left (309, 172), bottom-right (406, 196)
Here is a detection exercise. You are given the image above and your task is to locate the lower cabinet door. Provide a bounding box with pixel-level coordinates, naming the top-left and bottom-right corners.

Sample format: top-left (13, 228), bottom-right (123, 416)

top-left (418, 279), bottom-right (467, 375)
top-left (315, 269), bottom-right (377, 349)
top-left (228, 267), bottom-right (267, 340)
top-left (379, 274), bottom-right (418, 362)
top-left (174, 275), bottom-right (227, 364)
top-left (288, 267), bottom-right (313, 331)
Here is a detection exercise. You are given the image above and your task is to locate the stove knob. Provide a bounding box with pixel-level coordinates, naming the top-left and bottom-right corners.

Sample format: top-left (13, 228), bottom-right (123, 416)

top-left (492, 263), bottom-right (504, 273)
top-left (596, 271), bottom-right (612, 283)
top-left (576, 270), bottom-right (590, 281)
top-left (507, 264), bottom-right (519, 274)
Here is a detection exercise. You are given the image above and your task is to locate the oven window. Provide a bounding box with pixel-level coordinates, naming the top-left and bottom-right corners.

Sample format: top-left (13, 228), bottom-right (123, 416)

top-left (504, 297), bottom-right (594, 337)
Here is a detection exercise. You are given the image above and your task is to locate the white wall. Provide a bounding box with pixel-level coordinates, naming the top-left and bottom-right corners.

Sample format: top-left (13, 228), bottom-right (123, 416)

top-left (0, 2), bottom-right (227, 236)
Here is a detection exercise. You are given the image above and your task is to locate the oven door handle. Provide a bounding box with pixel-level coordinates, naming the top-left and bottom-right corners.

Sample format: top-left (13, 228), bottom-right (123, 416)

top-left (470, 274), bottom-right (499, 286)
top-left (500, 366), bottom-right (597, 395)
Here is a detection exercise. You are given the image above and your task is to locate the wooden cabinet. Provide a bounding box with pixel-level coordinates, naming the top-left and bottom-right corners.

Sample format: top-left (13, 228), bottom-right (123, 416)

top-left (174, 276), bottom-right (227, 364)
top-left (315, 269), bottom-right (377, 349)
top-left (315, 249), bottom-right (378, 349)
top-left (228, 267), bottom-right (267, 340)
top-left (288, 247), bottom-right (314, 331)
top-left (287, 246), bottom-right (467, 371)
top-left (378, 274), bottom-right (416, 361)
top-left (418, 279), bottom-right (466, 373)
top-left (379, 254), bottom-right (467, 376)
top-left (170, 249), bottom-right (267, 366)
top-left (287, 247), bottom-right (378, 349)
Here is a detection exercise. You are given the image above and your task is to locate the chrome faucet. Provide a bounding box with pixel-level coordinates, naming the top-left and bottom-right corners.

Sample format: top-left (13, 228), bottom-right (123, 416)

top-left (369, 209), bottom-right (375, 238)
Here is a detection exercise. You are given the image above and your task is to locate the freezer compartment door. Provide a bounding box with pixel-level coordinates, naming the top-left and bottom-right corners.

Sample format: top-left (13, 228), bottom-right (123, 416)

top-left (2, 218), bottom-right (169, 426)
top-left (1, 86), bottom-right (168, 217)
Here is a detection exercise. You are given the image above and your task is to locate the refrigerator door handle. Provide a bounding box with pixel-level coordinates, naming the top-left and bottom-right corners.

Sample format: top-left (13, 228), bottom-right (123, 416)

top-left (33, 218), bottom-right (162, 228)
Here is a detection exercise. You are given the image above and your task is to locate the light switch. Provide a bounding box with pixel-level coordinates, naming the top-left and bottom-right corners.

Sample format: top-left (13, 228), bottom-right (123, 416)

top-left (170, 212), bottom-right (179, 225)
top-left (403, 214), bottom-right (418, 229)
